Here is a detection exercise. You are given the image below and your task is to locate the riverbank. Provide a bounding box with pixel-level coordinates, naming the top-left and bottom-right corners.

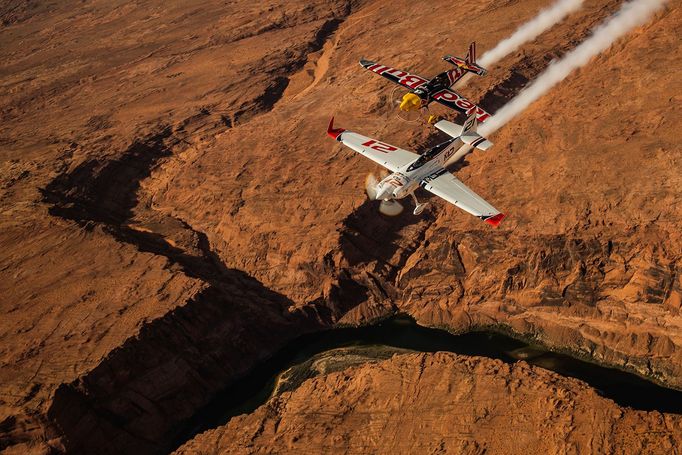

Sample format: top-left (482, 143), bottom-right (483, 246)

top-left (172, 316), bottom-right (682, 452)
top-left (175, 350), bottom-right (682, 454)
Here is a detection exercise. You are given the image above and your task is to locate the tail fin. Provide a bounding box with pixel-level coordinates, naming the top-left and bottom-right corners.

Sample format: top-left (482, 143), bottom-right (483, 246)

top-left (442, 41), bottom-right (487, 76)
top-left (434, 112), bottom-right (493, 151)
top-left (460, 111), bottom-right (492, 150)
top-left (461, 110), bottom-right (478, 136)
top-left (465, 42), bottom-right (476, 65)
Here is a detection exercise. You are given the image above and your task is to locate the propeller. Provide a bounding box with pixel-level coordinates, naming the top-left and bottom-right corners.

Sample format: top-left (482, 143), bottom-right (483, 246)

top-left (365, 173), bottom-right (404, 216)
top-left (378, 199), bottom-right (404, 216)
top-left (389, 87), bottom-right (420, 123)
top-left (365, 172), bottom-right (379, 200)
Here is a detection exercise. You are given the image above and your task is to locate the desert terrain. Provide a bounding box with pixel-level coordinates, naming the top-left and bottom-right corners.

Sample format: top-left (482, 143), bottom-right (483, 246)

top-left (1, 0), bottom-right (681, 453)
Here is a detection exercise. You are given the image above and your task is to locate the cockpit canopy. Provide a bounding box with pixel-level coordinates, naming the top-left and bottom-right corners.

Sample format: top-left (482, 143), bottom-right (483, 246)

top-left (406, 139), bottom-right (455, 172)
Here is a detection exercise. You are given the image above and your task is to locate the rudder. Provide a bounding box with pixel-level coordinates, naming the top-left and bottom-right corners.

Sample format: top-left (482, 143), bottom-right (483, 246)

top-left (465, 42), bottom-right (476, 65)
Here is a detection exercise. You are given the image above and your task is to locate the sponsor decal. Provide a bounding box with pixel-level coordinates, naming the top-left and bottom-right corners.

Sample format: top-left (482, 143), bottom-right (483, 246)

top-left (361, 139), bottom-right (398, 153)
top-left (381, 68), bottom-right (408, 79)
top-left (432, 90), bottom-right (490, 121)
top-left (463, 115), bottom-right (475, 132)
top-left (443, 147), bottom-right (455, 161)
top-left (473, 107), bottom-right (490, 122)
top-left (367, 64), bottom-right (427, 89)
top-left (399, 74), bottom-right (428, 89)
top-left (446, 68), bottom-right (464, 85)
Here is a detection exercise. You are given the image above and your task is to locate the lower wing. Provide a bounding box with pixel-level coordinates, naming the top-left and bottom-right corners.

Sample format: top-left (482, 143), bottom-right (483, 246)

top-left (359, 59), bottom-right (430, 91)
top-left (430, 88), bottom-right (491, 122)
top-left (421, 169), bottom-right (505, 227)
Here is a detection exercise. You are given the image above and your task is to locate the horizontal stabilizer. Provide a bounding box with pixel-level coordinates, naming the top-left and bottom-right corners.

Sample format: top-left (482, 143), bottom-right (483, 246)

top-left (461, 133), bottom-right (493, 151)
top-left (434, 119), bottom-right (493, 151)
top-left (433, 119), bottom-right (462, 138)
top-left (442, 43), bottom-right (487, 76)
top-left (442, 56), bottom-right (487, 76)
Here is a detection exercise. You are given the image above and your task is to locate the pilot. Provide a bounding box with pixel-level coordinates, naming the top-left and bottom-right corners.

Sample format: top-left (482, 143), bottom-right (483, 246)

top-left (413, 72), bottom-right (450, 102)
top-left (425, 72), bottom-right (450, 93)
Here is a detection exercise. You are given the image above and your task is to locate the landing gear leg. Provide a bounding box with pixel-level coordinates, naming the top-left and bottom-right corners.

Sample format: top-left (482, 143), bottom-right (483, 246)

top-left (421, 105), bottom-right (440, 125)
top-left (411, 193), bottom-right (428, 215)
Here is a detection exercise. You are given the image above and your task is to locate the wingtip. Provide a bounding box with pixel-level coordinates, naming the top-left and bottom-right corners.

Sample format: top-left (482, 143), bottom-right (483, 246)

top-left (484, 213), bottom-right (506, 228)
top-left (327, 116), bottom-right (345, 140)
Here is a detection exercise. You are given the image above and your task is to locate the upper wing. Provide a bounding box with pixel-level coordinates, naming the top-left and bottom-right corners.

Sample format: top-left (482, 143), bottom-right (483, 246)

top-left (328, 118), bottom-right (418, 172)
top-left (430, 88), bottom-right (491, 122)
top-left (421, 169), bottom-right (505, 226)
top-left (359, 59), bottom-right (430, 91)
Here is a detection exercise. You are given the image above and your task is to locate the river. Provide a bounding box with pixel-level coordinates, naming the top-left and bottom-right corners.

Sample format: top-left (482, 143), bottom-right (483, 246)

top-left (171, 315), bottom-right (682, 451)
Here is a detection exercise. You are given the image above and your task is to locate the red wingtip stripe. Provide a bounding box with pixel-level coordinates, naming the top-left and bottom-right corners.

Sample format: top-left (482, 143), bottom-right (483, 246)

top-left (484, 213), bottom-right (506, 228)
top-left (327, 116), bottom-right (345, 140)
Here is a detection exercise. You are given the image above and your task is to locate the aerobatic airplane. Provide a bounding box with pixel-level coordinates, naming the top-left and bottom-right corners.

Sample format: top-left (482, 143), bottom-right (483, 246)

top-left (327, 112), bottom-right (505, 227)
top-left (360, 42), bottom-right (490, 122)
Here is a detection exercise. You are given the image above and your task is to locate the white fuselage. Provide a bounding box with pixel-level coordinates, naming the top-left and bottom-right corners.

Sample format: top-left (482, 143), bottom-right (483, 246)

top-left (375, 137), bottom-right (464, 201)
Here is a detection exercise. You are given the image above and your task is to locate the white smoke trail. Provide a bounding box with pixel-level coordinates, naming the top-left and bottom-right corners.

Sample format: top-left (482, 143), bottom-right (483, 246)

top-left (479, 0), bottom-right (670, 137)
top-left (455, 0), bottom-right (583, 89)
top-left (478, 0), bottom-right (584, 67)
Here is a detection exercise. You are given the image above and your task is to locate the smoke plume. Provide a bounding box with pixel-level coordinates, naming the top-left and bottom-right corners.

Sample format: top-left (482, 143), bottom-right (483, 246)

top-left (478, 0), bottom-right (584, 67)
top-left (480, 0), bottom-right (670, 137)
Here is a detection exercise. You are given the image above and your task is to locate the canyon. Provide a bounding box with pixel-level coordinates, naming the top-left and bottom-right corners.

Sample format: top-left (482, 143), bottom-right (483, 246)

top-left (1, 0), bottom-right (681, 453)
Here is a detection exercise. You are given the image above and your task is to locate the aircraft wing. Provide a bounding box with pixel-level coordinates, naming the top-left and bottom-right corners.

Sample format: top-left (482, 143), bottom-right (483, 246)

top-left (430, 88), bottom-right (491, 122)
top-left (420, 169), bottom-right (505, 226)
top-left (359, 59), bottom-right (430, 91)
top-left (328, 118), bottom-right (418, 172)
